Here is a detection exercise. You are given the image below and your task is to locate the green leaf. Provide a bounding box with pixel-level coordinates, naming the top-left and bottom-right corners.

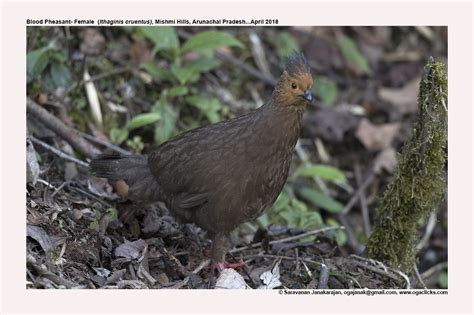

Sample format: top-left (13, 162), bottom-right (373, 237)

top-left (50, 62), bottom-right (71, 88)
top-left (279, 209), bottom-right (299, 228)
top-left (304, 211), bottom-right (324, 229)
top-left (106, 207), bottom-right (119, 221)
top-left (291, 198), bottom-right (308, 213)
top-left (171, 56), bottom-right (219, 85)
top-left (326, 218), bottom-right (347, 246)
top-left (166, 86), bottom-right (188, 97)
top-left (141, 26), bottom-right (179, 55)
top-left (187, 56), bottom-right (220, 73)
top-left (170, 64), bottom-right (196, 85)
top-left (273, 192), bottom-right (291, 212)
top-left (337, 35), bottom-right (371, 75)
top-left (140, 62), bottom-right (173, 81)
top-left (272, 31), bottom-right (300, 60)
top-left (109, 127), bottom-right (129, 145)
top-left (437, 271), bottom-right (448, 288)
top-left (295, 163), bottom-right (346, 183)
top-left (186, 95), bottom-right (222, 123)
top-left (314, 76), bottom-right (338, 106)
top-left (153, 100), bottom-right (178, 144)
top-left (335, 230), bottom-right (348, 246)
top-left (126, 136), bottom-right (145, 154)
top-left (27, 46), bottom-right (50, 83)
top-left (126, 112), bottom-right (161, 130)
top-left (181, 30), bottom-right (244, 54)
top-left (298, 187), bottom-right (344, 213)
top-left (256, 213), bottom-right (270, 228)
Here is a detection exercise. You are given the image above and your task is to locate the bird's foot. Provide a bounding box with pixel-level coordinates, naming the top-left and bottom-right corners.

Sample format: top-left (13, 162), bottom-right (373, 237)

top-left (211, 260), bottom-right (245, 272)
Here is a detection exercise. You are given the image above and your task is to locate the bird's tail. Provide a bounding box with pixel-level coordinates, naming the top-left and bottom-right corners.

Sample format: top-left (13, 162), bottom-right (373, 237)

top-left (89, 154), bottom-right (161, 203)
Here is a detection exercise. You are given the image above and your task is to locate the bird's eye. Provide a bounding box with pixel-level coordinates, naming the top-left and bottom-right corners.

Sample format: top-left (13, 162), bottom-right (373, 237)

top-left (291, 82), bottom-right (297, 89)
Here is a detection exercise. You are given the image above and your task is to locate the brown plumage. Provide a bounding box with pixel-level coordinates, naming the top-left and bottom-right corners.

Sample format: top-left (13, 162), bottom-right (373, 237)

top-left (90, 52), bottom-right (313, 269)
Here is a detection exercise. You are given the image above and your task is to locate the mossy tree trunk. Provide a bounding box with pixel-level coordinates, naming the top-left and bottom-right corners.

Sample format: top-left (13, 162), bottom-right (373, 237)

top-left (366, 58), bottom-right (447, 274)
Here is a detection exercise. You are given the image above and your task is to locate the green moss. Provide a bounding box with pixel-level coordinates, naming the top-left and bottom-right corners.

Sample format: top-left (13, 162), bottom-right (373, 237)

top-left (366, 58), bottom-right (447, 273)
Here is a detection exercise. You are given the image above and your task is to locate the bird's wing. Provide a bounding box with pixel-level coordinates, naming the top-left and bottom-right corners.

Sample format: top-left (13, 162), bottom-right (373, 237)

top-left (173, 191), bottom-right (208, 209)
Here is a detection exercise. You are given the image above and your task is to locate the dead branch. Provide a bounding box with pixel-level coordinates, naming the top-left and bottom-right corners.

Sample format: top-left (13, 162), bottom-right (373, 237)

top-left (27, 98), bottom-right (100, 159)
top-left (169, 259), bottom-right (211, 289)
top-left (412, 263), bottom-right (428, 289)
top-left (30, 136), bottom-right (90, 168)
top-left (355, 164), bottom-right (371, 237)
top-left (78, 130), bottom-right (131, 156)
top-left (342, 172), bottom-right (376, 215)
top-left (231, 226), bottom-right (344, 254)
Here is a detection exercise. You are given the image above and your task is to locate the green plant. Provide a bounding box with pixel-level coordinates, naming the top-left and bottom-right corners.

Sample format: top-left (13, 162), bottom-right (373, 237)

top-left (268, 31), bottom-right (300, 61)
top-left (126, 136), bottom-right (145, 154)
top-left (27, 41), bottom-right (71, 89)
top-left (261, 161), bottom-right (347, 244)
top-left (337, 35), bottom-right (371, 75)
top-left (140, 27), bottom-right (244, 86)
top-left (113, 27), bottom-right (244, 145)
top-left (313, 75), bottom-right (338, 106)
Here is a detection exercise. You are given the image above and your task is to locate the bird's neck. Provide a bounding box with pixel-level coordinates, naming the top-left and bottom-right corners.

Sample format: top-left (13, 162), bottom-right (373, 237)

top-left (256, 100), bottom-right (305, 150)
top-left (265, 97), bottom-right (306, 127)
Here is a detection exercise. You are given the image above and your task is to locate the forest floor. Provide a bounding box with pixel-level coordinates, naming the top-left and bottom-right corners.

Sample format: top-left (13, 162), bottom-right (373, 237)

top-left (26, 26), bottom-right (447, 289)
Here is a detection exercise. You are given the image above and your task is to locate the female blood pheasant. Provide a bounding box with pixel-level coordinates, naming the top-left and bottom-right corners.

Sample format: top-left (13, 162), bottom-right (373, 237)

top-left (90, 52), bottom-right (314, 270)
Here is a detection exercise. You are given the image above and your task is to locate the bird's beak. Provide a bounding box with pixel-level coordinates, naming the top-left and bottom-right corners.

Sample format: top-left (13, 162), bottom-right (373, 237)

top-left (302, 89), bottom-right (313, 103)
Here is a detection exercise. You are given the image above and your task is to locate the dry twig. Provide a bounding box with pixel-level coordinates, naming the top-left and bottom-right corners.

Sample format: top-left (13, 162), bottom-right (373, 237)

top-left (27, 98), bottom-right (100, 159)
top-left (78, 131), bottom-right (131, 156)
top-left (30, 136), bottom-right (90, 168)
top-left (412, 263), bottom-right (428, 289)
top-left (231, 226), bottom-right (344, 254)
top-left (169, 259), bottom-right (211, 289)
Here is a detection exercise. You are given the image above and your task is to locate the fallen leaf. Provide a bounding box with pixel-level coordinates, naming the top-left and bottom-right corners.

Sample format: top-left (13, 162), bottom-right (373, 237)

top-left (137, 263), bottom-right (156, 285)
top-left (27, 225), bottom-right (54, 253)
top-left (155, 272), bottom-right (170, 286)
top-left (215, 269), bottom-right (249, 289)
top-left (87, 177), bottom-right (116, 199)
top-left (105, 269), bottom-right (127, 285)
top-left (26, 138), bottom-right (40, 186)
top-left (303, 107), bottom-right (360, 142)
top-left (72, 209), bottom-right (83, 220)
top-left (258, 260), bottom-right (282, 289)
top-left (84, 69), bottom-right (102, 126)
top-left (129, 40), bottom-right (151, 65)
top-left (115, 239), bottom-right (147, 261)
top-left (355, 118), bottom-right (400, 151)
top-left (93, 267), bottom-right (111, 278)
top-left (60, 141), bottom-right (78, 181)
top-left (379, 78), bottom-right (420, 113)
top-left (379, 61), bottom-right (420, 87)
top-left (80, 28), bottom-right (105, 55)
top-left (373, 147), bottom-right (398, 174)
top-left (142, 210), bottom-right (180, 237)
top-left (115, 280), bottom-right (148, 289)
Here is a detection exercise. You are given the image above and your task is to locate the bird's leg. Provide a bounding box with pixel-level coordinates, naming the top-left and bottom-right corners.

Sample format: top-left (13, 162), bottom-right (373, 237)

top-left (116, 201), bottom-right (142, 237)
top-left (210, 232), bottom-right (245, 271)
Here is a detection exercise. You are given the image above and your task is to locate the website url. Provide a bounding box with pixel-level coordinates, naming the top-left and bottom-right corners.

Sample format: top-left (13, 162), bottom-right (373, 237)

top-left (279, 289), bottom-right (448, 296)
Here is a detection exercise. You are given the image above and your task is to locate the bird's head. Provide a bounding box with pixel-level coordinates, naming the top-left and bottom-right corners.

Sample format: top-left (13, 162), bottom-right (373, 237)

top-left (273, 52), bottom-right (313, 107)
